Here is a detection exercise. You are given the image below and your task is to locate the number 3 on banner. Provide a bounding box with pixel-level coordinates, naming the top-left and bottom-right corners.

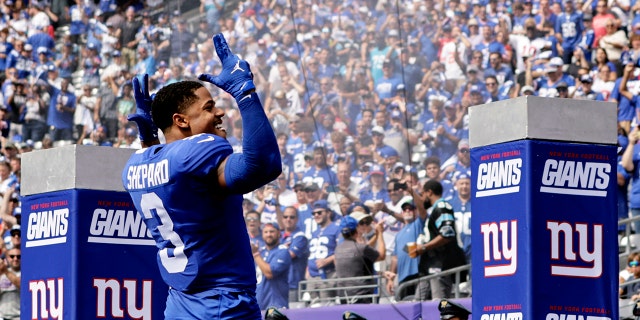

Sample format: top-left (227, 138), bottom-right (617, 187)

top-left (140, 192), bottom-right (188, 273)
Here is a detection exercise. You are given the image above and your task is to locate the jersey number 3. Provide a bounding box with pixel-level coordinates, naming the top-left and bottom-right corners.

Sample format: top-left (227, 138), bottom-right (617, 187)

top-left (140, 192), bottom-right (188, 273)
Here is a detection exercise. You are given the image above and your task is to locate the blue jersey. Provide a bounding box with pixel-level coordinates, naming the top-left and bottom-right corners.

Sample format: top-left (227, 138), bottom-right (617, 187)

top-left (302, 166), bottom-right (338, 190)
top-left (122, 133), bottom-right (255, 292)
top-left (448, 195), bottom-right (472, 262)
top-left (307, 223), bottom-right (341, 277)
top-left (555, 12), bottom-right (583, 49)
top-left (627, 143), bottom-right (640, 209)
top-left (256, 245), bottom-right (291, 310)
top-left (393, 217), bottom-right (425, 282)
top-left (281, 229), bottom-right (310, 289)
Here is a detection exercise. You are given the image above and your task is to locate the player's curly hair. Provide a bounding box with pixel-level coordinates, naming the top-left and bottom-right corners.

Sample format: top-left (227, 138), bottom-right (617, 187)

top-left (151, 81), bottom-right (204, 131)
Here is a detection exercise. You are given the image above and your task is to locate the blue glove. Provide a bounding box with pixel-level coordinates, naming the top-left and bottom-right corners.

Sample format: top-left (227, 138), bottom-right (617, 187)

top-left (198, 34), bottom-right (255, 100)
top-left (128, 74), bottom-right (158, 142)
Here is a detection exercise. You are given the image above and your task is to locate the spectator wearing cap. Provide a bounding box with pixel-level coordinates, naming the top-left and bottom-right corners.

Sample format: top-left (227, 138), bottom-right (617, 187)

top-left (102, 50), bottom-right (125, 81)
top-left (252, 221), bottom-right (291, 310)
top-left (81, 48), bottom-right (101, 88)
top-left (33, 46), bottom-right (52, 75)
top-left (456, 65), bottom-right (485, 101)
top-left (449, 173), bottom-right (472, 263)
top-left (385, 198), bottom-right (425, 300)
top-left (302, 145), bottom-right (339, 193)
top-left (572, 74), bottom-right (597, 100)
top-left (439, 299), bottom-right (471, 320)
top-left (334, 215), bottom-right (385, 304)
top-left (534, 57), bottom-right (576, 97)
top-left (279, 206), bottom-right (310, 303)
top-left (370, 125), bottom-right (397, 164)
top-left (306, 199), bottom-right (341, 302)
top-left (245, 210), bottom-right (265, 247)
top-left (520, 85), bottom-right (536, 96)
top-left (119, 6), bottom-right (142, 69)
top-left (150, 60), bottom-right (169, 88)
top-left (358, 164), bottom-right (390, 205)
top-left (599, 18), bottom-right (628, 62)
top-left (375, 178), bottom-right (412, 254)
top-left (117, 126), bottom-right (141, 149)
top-left (46, 77), bottom-right (76, 142)
top-left (26, 25), bottom-right (54, 62)
top-left (14, 43), bottom-right (34, 80)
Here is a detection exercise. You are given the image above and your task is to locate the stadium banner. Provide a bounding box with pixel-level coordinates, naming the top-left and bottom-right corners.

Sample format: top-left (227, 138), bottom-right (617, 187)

top-left (22, 189), bottom-right (167, 320)
top-left (471, 139), bottom-right (618, 320)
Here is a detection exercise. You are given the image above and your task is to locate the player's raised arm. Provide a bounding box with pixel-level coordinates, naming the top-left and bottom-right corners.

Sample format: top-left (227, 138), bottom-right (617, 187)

top-left (129, 74), bottom-right (160, 147)
top-left (199, 34), bottom-right (282, 193)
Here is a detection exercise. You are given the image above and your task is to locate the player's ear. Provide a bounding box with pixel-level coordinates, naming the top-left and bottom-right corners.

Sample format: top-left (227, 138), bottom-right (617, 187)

top-left (173, 113), bottom-right (189, 129)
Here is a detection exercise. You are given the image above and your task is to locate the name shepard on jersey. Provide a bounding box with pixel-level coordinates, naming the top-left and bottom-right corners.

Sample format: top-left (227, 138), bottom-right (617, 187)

top-left (541, 159), bottom-right (610, 197)
top-left (125, 159), bottom-right (170, 190)
top-left (26, 208), bottom-right (69, 247)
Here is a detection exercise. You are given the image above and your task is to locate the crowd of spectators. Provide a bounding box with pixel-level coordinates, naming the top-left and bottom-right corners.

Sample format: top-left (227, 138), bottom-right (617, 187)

top-left (0, 0), bottom-right (637, 313)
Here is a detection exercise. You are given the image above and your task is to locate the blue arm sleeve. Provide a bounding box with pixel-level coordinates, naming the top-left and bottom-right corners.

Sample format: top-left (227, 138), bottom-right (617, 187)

top-left (224, 92), bottom-right (282, 194)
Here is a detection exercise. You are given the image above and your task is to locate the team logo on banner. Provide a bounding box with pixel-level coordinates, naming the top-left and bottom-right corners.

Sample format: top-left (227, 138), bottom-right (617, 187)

top-left (547, 221), bottom-right (603, 278)
top-left (25, 201), bottom-right (69, 248)
top-left (481, 220), bottom-right (518, 277)
top-left (540, 160), bottom-right (611, 197)
top-left (88, 207), bottom-right (154, 245)
top-left (29, 278), bottom-right (64, 319)
top-left (476, 159), bottom-right (523, 197)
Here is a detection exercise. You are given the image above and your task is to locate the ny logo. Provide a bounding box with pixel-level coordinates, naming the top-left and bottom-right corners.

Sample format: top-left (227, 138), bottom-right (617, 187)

top-left (29, 278), bottom-right (64, 320)
top-left (481, 220), bottom-right (518, 277)
top-left (94, 278), bottom-right (152, 320)
top-left (547, 221), bottom-right (603, 278)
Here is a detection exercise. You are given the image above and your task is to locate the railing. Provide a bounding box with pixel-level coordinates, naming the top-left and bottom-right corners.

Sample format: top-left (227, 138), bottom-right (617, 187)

top-left (393, 264), bottom-right (472, 302)
top-left (294, 216), bottom-right (640, 308)
top-left (298, 274), bottom-right (382, 305)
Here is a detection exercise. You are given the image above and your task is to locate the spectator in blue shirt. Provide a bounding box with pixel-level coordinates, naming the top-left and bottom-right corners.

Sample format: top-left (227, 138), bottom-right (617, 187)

top-left (253, 222), bottom-right (291, 310)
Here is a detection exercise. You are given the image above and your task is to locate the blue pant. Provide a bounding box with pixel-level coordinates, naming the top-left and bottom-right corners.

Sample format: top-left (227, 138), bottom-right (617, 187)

top-left (165, 287), bottom-right (261, 320)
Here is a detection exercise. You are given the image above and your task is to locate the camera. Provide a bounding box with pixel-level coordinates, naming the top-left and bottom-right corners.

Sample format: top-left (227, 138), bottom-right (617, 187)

top-left (394, 182), bottom-right (408, 190)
